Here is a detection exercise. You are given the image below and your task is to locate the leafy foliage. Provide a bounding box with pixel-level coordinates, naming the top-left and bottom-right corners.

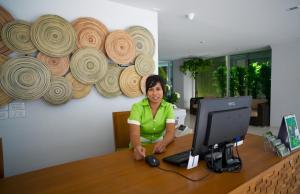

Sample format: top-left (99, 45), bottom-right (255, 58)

top-left (180, 58), bottom-right (211, 79)
top-left (213, 65), bottom-right (227, 97)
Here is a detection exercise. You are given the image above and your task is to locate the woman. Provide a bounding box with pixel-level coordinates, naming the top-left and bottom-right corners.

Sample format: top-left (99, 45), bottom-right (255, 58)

top-left (128, 75), bottom-right (175, 160)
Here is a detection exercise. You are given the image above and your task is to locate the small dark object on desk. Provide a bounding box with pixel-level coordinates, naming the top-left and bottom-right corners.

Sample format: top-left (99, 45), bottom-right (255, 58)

top-left (145, 155), bottom-right (160, 167)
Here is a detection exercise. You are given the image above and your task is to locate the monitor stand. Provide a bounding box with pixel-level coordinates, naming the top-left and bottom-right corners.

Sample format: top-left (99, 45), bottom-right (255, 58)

top-left (222, 143), bottom-right (241, 172)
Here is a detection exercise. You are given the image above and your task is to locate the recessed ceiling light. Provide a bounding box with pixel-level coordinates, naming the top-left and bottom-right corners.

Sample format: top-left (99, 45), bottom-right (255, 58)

top-left (287, 6), bottom-right (299, 11)
top-left (186, 13), bottom-right (195, 21)
top-left (152, 7), bottom-right (160, 12)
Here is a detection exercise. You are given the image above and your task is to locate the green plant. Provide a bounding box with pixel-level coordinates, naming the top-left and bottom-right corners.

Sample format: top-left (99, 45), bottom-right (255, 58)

top-left (164, 84), bottom-right (180, 104)
top-left (230, 66), bottom-right (238, 96)
top-left (213, 65), bottom-right (227, 97)
top-left (259, 62), bottom-right (271, 101)
top-left (247, 63), bottom-right (261, 98)
top-left (180, 58), bottom-right (210, 79)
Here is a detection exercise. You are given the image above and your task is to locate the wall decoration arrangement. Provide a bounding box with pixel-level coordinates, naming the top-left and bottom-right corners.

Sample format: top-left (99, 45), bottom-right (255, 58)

top-left (0, 5), bottom-right (156, 106)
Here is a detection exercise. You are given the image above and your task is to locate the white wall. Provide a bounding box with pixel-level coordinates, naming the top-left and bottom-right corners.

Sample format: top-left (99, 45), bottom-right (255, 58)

top-left (172, 59), bottom-right (193, 109)
top-left (270, 39), bottom-right (300, 127)
top-left (0, 0), bottom-right (158, 177)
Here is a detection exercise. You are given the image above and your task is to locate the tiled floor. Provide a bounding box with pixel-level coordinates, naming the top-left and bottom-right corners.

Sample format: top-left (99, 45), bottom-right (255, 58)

top-left (184, 111), bottom-right (279, 137)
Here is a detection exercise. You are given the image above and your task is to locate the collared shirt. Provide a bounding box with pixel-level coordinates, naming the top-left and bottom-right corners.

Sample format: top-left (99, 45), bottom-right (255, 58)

top-left (128, 98), bottom-right (175, 143)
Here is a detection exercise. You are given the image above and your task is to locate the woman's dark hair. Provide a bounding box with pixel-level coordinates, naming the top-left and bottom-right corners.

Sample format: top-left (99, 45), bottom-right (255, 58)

top-left (145, 75), bottom-right (166, 95)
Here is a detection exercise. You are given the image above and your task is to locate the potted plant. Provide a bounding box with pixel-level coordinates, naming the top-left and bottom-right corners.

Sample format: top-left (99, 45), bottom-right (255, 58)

top-left (213, 64), bottom-right (227, 97)
top-left (180, 58), bottom-right (210, 97)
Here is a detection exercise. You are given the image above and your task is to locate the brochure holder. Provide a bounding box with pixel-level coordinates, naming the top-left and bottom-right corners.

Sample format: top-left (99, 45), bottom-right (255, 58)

top-left (277, 114), bottom-right (300, 151)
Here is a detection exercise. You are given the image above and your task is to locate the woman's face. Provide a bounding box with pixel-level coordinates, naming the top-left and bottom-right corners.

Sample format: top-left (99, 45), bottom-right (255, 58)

top-left (147, 82), bottom-right (164, 104)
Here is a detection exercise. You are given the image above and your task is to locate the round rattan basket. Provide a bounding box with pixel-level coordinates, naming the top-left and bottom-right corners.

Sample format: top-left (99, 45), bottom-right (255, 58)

top-left (65, 72), bottom-right (92, 99)
top-left (119, 65), bottom-right (142, 98)
top-left (70, 47), bottom-right (108, 84)
top-left (43, 76), bottom-right (72, 105)
top-left (95, 64), bottom-right (122, 97)
top-left (105, 30), bottom-right (135, 65)
top-left (37, 52), bottom-right (70, 76)
top-left (0, 56), bottom-right (51, 100)
top-left (1, 20), bottom-right (37, 54)
top-left (31, 14), bottom-right (76, 57)
top-left (0, 5), bottom-right (14, 55)
top-left (72, 17), bottom-right (108, 53)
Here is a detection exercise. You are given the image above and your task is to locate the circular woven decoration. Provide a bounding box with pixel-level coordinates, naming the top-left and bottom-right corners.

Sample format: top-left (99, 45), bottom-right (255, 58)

top-left (119, 65), bottom-right (142, 98)
top-left (0, 56), bottom-right (51, 100)
top-left (0, 6), bottom-right (14, 55)
top-left (105, 30), bottom-right (135, 64)
top-left (127, 26), bottom-right (155, 59)
top-left (72, 17), bottom-right (108, 53)
top-left (70, 47), bottom-right (108, 84)
top-left (65, 72), bottom-right (92, 99)
top-left (140, 75), bottom-right (149, 95)
top-left (43, 76), bottom-right (72, 105)
top-left (37, 52), bottom-right (69, 76)
top-left (134, 54), bottom-right (155, 76)
top-left (95, 64), bottom-right (122, 97)
top-left (31, 14), bottom-right (76, 57)
top-left (1, 20), bottom-right (37, 54)
top-left (0, 53), bottom-right (8, 64)
top-left (0, 87), bottom-right (12, 106)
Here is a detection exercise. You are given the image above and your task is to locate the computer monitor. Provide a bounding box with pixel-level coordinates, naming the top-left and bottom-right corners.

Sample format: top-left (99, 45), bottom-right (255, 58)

top-left (191, 96), bottom-right (252, 157)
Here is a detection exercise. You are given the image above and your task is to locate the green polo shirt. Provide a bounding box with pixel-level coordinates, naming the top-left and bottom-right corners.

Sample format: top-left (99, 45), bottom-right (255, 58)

top-left (128, 98), bottom-right (175, 143)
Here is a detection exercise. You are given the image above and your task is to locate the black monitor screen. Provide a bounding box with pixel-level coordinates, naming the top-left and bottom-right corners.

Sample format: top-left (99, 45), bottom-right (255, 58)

top-left (191, 96), bottom-right (252, 157)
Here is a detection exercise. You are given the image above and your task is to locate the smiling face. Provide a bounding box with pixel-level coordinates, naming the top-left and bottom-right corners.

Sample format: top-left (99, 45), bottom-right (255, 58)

top-left (146, 82), bottom-right (164, 104)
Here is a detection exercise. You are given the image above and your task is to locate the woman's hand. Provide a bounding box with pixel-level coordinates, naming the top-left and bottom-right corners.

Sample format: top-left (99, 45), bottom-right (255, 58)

top-left (133, 145), bottom-right (146, 160)
top-left (153, 141), bottom-right (167, 154)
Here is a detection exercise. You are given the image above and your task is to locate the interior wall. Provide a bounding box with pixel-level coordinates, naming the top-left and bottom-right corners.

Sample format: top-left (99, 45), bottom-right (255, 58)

top-left (270, 39), bottom-right (300, 127)
top-left (172, 59), bottom-right (193, 109)
top-left (0, 0), bottom-right (158, 177)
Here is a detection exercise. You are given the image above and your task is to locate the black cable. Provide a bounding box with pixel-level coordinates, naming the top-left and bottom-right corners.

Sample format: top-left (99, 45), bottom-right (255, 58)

top-left (157, 166), bottom-right (210, 182)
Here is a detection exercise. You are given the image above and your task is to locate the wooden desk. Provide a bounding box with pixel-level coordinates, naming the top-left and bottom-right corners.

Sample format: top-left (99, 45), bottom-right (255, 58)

top-left (0, 134), bottom-right (300, 194)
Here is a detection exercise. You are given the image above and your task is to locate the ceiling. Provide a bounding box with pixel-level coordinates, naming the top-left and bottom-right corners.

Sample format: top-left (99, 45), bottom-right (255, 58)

top-left (108, 0), bottom-right (300, 61)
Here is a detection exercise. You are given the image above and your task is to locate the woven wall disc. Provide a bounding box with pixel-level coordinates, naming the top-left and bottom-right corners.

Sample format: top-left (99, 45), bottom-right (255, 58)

top-left (37, 52), bottom-right (69, 76)
top-left (105, 30), bottom-right (135, 65)
top-left (95, 64), bottom-right (122, 97)
top-left (0, 56), bottom-right (51, 100)
top-left (0, 6), bottom-right (14, 55)
top-left (127, 26), bottom-right (155, 60)
top-left (140, 75), bottom-right (149, 95)
top-left (119, 65), bottom-right (142, 98)
top-left (31, 14), bottom-right (76, 57)
top-left (0, 53), bottom-right (8, 65)
top-left (0, 87), bottom-right (12, 106)
top-left (43, 76), bottom-right (72, 105)
top-left (1, 20), bottom-right (37, 54)
top-left (134, 54), bottom-right (155, 76)
top-left (65, 72), bottom-right (92, 99)
top-left (70, 47), bottom-right (108, 84)
top-left (72, 17), bottom-right (108, 53)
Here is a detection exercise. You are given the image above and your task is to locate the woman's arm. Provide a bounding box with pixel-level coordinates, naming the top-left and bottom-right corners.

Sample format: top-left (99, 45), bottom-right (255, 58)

top-left (129, 124), bottom-right (146, 160)
top-left (153, 123), bottom-right (175, 153)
